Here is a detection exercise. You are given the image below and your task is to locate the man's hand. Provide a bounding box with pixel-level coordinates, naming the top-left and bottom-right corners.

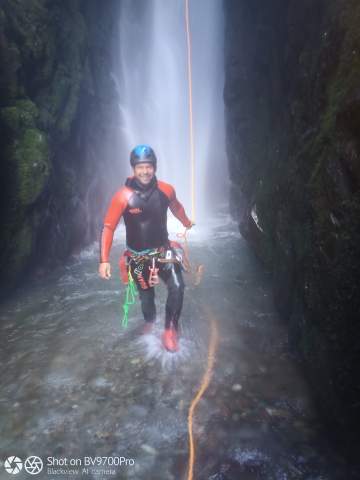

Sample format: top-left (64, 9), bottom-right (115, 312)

top-left (99, 262), bottom-right (111, 279)
top-left (186, 221), bottom-right (195, 230)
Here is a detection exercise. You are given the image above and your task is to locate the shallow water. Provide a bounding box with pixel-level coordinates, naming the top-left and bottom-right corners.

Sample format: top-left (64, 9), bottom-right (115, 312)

top-left (0, 210), bottom-right (358, 480)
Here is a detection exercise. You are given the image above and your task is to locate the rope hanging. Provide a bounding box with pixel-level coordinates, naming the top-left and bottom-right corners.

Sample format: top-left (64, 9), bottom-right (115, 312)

top-left (183, 2), bottom-right (219, 479)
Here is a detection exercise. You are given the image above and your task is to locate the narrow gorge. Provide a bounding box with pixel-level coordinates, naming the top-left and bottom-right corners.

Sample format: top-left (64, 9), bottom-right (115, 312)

top-left (1, 1), bottom-right (359, 478)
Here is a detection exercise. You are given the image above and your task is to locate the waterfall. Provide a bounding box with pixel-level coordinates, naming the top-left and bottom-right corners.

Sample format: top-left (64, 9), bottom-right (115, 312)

top-left (114, 0), bottom-right (227, 221)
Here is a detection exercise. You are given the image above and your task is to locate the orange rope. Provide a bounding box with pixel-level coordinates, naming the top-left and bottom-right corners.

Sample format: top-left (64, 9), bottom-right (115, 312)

top-left (185, 0), bottom-right (196, 224)
top-left (183, 2), bottom-right (219, 478)
top-left (176, 229), bottom-right (191, 272)
top-left (186, 310), bottom-right (219, 480)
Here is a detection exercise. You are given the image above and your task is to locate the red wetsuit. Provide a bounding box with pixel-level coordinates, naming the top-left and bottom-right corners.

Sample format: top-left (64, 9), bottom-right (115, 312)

top-left (100, 175), bottom-right (192, 262)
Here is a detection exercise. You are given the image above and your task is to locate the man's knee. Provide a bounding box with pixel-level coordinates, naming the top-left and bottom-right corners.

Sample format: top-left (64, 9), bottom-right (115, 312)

top-left (139, 287), bottom-right (154, 301)
top-left (168, 275), bottom-right (185, 300)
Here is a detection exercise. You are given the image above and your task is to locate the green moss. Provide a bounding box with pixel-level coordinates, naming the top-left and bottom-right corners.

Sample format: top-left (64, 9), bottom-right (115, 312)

top-left (0, 8), bottom-right (5, 28)
top-left (9, 128), bottom-right (50, 207)
top-left (41, 64), bottom-right (84, 138)
top-left (309, 0), bottom-right (360, 184)
top-left (0, 99), bottom-right (39, 132)
top-left (1, 1), bottom-right (87, 141)
top-left (3, 0), bottom-right (49, 60)
top-left (35, 6), bottom-right (87, 140)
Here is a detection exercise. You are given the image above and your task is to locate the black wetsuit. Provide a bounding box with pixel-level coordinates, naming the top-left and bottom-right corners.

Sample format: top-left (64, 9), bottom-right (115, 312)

top-left (123, 176), bottom-right (170, 251)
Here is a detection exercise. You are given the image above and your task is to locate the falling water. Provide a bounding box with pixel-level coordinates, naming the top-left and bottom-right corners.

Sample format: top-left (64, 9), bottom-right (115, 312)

top-left (114, 0), bottom-right (227, 219)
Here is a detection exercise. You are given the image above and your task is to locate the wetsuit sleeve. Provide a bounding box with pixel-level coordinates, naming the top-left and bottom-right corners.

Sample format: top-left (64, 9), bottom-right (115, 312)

top-left (168, 187), bottom-right (192, 228)
top-left (99, 188), bottom-right (129, 263)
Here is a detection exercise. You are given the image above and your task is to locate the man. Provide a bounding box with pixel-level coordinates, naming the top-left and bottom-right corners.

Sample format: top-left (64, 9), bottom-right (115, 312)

top-left (98, 144), bottom-right (194, 352)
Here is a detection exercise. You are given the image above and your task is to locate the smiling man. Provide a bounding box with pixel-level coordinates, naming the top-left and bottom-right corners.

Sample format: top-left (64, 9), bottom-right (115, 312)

top-left (98, 144), bottom-right (194, 352)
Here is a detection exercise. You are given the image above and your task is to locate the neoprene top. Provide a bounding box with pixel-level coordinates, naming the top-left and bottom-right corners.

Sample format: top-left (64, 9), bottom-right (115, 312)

top-left (99, 175), bottom-right (192, 262)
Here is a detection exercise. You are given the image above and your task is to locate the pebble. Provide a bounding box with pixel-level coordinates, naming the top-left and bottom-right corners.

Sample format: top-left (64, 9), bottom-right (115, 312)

top-left (141, 444), bottom-right (158, 455)
top-left (265, 407), bottom-right (289, 418)
top-left (225, 365), bottom-right (234, 375)
top-left (232, 383), bottom-right (242, 392)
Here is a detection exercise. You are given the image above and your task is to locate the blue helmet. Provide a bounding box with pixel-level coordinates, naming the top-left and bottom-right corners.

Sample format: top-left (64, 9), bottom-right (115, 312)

top-left (130, 144), bottom-right (157, 169)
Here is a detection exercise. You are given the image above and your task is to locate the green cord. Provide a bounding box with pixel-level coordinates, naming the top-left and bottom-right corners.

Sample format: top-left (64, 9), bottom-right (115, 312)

top-left (122, 269), bottom-right (138, 327)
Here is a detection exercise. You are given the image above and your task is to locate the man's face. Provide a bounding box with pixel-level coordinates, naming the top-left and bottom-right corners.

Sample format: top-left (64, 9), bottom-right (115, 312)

top-left (133, 162), bottom-right (155, 185)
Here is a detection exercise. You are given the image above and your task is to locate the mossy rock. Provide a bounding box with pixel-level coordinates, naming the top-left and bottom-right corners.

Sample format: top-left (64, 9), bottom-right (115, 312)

top-left (9, 128), bottom-right (50, 207)
top-left (0, 6), bottom-right (5, 21)
top-left (0, 99), bottom-right (39, 133)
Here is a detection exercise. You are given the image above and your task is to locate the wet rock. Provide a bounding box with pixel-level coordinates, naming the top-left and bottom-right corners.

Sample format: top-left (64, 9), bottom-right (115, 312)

top-left (140, 444), bottom-right (158, 456)
top-left (225, 365), bottom-right (235, 376)
top-left (90, 377), bottom-right (113, 389)
top-left (128, 405), bottom-right (148, 418)
top-left (232, 413), bottom-right (241, 422)
top-left (0, 1), bottom-right (121, 293)
top-left (231, 383), bottom-right (243, 392)
top-left (224, 0), bottom-right (360, 444)
top-left (95, 431), bottom-right (111, 439)
top-left (265, 407), bottom-right (291, 419)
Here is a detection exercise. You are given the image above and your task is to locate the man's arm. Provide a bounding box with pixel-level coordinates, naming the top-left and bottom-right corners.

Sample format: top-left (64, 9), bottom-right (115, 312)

top-left (99, 187), bottom-right (131, 263)
top-left (158, 181), bottom-right (192, 228)
top-left (169, 193), bottom-right (193, 228)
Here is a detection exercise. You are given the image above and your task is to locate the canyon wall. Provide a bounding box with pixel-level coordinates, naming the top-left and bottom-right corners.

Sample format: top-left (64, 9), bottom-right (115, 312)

top-left (224, 0), bottom-right (360, 446)
top-left (0, 0), bottom-right (121, 293)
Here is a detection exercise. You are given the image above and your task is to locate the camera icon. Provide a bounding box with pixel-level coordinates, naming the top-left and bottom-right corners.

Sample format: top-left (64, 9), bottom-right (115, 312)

top-left (4, 456), bottom-right (23, 474)
top-left (3, 456), bottom-right (43, 475)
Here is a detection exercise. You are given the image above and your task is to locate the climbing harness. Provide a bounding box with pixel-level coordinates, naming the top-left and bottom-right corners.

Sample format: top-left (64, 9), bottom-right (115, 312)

top-left (119, 242), bottom-right (188, 326)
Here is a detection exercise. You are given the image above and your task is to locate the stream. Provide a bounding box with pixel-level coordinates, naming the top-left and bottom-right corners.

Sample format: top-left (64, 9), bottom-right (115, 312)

top-left (0, 209), bottom-right (358, 480)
